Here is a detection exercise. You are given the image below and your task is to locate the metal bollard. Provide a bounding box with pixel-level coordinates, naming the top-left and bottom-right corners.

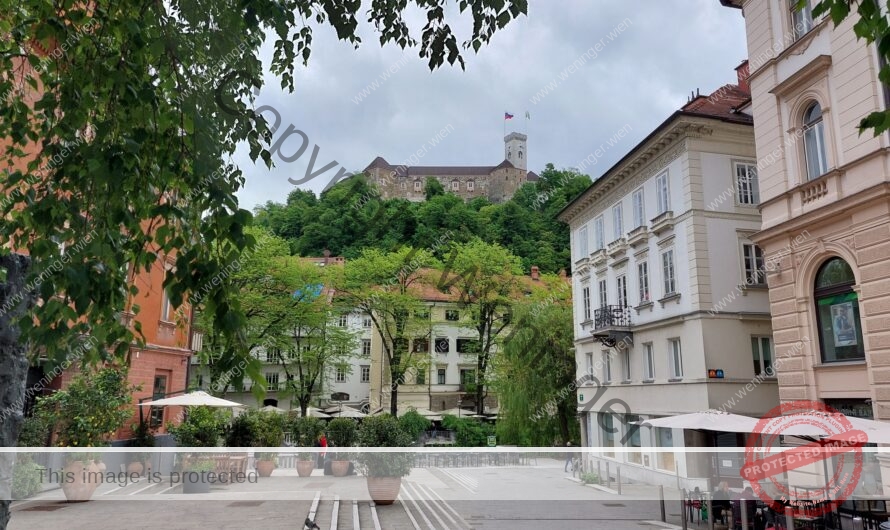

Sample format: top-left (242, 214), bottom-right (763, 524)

top-left (785, 506), bottom-right (794, 529)
top-left (597, 461), bottom-right (602, 485)
top-left (852, 516), bottom-right (864, 530)
top-left (616, 466), bottom-right (622, 495)
top-left (681, 488), bottom-right (688, 530)
top-left (706, 493), bottom-right (714, 530)
top-left (659, 485), bottom-right (666, 522)
top-left (740, 499), bottom-right (748, 529)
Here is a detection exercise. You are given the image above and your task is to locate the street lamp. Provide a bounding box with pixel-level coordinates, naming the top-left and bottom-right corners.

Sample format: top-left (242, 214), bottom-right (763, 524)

top-left (457, 398), bottom-right (462, 418)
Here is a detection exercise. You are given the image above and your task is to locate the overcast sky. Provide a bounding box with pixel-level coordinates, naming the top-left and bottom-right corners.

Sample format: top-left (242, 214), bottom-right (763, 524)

top-left (234, 0), bottom-right (748, 210)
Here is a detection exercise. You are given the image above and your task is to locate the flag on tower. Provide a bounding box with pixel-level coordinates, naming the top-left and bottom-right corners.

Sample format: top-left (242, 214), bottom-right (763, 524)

top-left (504, 112), bottom-right (514, 120)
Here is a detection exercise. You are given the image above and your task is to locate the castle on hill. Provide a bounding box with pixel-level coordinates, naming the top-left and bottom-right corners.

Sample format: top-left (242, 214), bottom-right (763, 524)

top-left (363, 132), bottom-right (539, 203)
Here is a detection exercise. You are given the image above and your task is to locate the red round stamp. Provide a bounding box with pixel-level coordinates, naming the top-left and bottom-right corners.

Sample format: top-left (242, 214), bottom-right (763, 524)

top-left (741, 400), bottom-right (866, 517)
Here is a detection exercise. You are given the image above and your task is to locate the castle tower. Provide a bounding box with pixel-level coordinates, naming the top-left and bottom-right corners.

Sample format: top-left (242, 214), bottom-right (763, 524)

top-left (504, 132), bottom-right (527, 171)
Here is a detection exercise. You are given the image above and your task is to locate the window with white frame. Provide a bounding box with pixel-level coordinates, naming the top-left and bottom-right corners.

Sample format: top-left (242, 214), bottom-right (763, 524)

top-left (578, 226), bottom-right (589, 258)
top-left (338, 314), bottom-right (348, 327)
top-left (668, 339), bottom-right (683, 378)
top-left (632, 188), bottom-right (645, 228)
top-left (643, 343), bottom-right (655, 380)
top-left (414, 180), bottom-right (422, 191)
top-left (616, 275), bottom-right (628, 308)
top-left (598, 279), bottom-right (607, 308)
top-left (361, 365), bottom-right (370, 383)
top-left (582, 286), bottom-right (591, 321)
top-left (437, 368), bottom-right (446, 385)
top-left (161, 291), bottom-right (173, 322)
top-left (751, 336), bottom-right (774, 377)
top-left (612, 203), bottom-right (624, 240)
top-left (638, 260), bottom-right (650, 304)
top-left (743, 244), bottom-right (766, 286)
top-left (803, 101), bottom-right (829, 180)
top-left (603, 351), bottom-right (612, 383)
top-left (335, 367), bottom-right (346, 383)
top-left (661, 249), bottom-right (676, 295)
top-left (451, 180), bottom-right (459, 191)
top-left (791, 0), bottom-right (815, 40)
top-left (656, 172), bottom-right (670, 215)
top-left (363, 314), bottom-right (372, 328)
top-left (265, 372), bottom-right (280, 390)
top-left (594, 216), bottom-right (605, 250)
top-left (467, 180), bottom-right (475, 191)
top-left (362, 339), bottom-right (371, 356)
top-left (622, 349), bottom-right (631, 381)
top-left (735, 162), bottom-right (759, 205)
top-left (586, 351), bottom-right (594, 375)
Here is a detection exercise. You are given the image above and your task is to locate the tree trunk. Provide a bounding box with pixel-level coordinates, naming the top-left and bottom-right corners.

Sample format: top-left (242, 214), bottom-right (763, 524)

top-left (475, 354), bottom-right (486, 415)
top-left (389, 383), bottom-right (398, 417)
top-left (0, 254), bottom-right (34, 530)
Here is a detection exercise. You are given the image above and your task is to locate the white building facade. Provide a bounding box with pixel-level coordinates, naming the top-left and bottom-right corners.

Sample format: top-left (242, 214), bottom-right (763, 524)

top-left (559, 76), bottom-right (779, 488)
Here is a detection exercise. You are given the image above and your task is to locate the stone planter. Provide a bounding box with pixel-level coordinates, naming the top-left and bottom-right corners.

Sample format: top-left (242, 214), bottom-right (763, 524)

top-left (366, 476), bottom-right (402, 505)
top-left (256, 460), bottom-right (275, 477)
top-left (331, 460), bottom-right (350, 477)
top-left (296, 460), bottom-right (315, 477)
top-left (181, 471), bottom-right (211, 494)
top-left (61, 460), bottom-right (101, 502)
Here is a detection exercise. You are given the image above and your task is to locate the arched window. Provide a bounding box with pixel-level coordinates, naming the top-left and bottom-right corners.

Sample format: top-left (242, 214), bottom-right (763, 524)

top-left (803, 102), bottom-right (828, 180)
top-left (814, 258), bottom-right (864, 362)
top-left (518, 150), bottom-right (523, 160)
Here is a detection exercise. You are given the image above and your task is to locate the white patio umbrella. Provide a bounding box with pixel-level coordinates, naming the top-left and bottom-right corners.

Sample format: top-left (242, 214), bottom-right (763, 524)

top-left (300, 407), bottom-right (332, 419)
top-left (329, 408), bottom-right (367, 419)
top-left (138, 390), bottom-right (245, 408)
top-left (638, 411), bottom-right (762, 433)
top-left (773, 412), bottom-right (890, 443)
top-left (260, 405), bottom-right (287, 414)
top-left (439, 408), bottom-right (483, 418)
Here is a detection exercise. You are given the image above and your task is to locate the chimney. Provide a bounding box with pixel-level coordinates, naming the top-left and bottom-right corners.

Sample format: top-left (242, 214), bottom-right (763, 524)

top-left (735, 60), bottom-right (750, 95)
top-left (531, 266), bottom-right (540, 281)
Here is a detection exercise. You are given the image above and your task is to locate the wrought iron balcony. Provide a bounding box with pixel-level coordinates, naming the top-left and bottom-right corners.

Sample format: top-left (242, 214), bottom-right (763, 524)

top-left (594, 305), bottom-right (632, 330)
top-left (592, 305), bottom-right (633, 348)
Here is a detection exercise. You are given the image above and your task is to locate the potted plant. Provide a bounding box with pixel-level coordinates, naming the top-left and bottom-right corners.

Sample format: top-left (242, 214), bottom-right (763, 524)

top-left (32, 367), bottom-right (135, 502)
top-left (326, 418), bottom-right (357, 477)
top-left (180, 458), bottom-right (215, 494)
top-left (254, 411), bottom-right (285, 477)
top-left (168, 406), bottom-right (230, 494)
top-left (356, 415), bottom-right (414, 505)
top-left (290, 416), bottom-right (324, 477)
top-left (128, 420), bottom-right (156, 475)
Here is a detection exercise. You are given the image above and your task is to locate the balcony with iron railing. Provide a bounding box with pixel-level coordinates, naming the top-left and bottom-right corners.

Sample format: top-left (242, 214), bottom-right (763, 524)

top-left (592, 305), bottom-right (633, 348)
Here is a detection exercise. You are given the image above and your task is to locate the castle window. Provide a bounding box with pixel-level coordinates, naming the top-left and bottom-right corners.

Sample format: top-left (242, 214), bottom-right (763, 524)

top-left (467, 180), bottom-right (475, 191)
top-left (451, 180), bottom-right (459, 191)
top-left (414, 180), bottom-right (422, 191)
top-left (400, 181), bottom-right (407, 190)
top-left (518, 150), bottom-right (523, 159)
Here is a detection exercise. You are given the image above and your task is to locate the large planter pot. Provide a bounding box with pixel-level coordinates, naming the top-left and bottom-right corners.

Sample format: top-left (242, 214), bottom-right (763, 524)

top-left (61, 460), bottom-right (101, 502)
top-left (331, 461), bottom-right (350, 477)
top-left (126, 461), bottom-right (144, 475)
top-left (296, 460), bottom-right (315, 477)
top-left (256, 460), bottom-right (275, 478)
top-left (366, 476), bottom-right (402, 505)
top-left (181, 470), bottom-right (211, 494)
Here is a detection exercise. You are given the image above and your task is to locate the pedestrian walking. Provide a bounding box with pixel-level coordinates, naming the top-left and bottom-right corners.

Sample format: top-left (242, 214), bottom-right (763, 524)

top-left (564, 441), bottom-right (574, 472)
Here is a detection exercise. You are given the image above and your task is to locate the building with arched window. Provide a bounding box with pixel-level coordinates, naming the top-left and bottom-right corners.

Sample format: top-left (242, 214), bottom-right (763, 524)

top-left (725, 0), bottom-right (890, 499)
